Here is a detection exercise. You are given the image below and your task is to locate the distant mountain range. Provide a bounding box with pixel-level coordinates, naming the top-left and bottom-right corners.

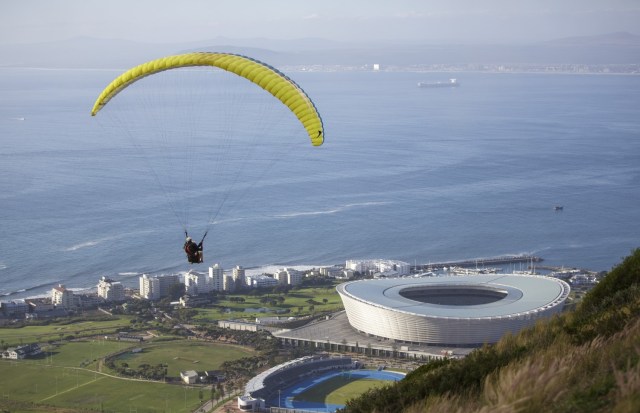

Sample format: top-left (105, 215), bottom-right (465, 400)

top-left (1, 32), bottom-right (639, 69)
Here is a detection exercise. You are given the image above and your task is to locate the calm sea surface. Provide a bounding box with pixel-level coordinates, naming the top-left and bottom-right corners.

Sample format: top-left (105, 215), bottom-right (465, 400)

top-left (1, 68), bottom-right (639, 299)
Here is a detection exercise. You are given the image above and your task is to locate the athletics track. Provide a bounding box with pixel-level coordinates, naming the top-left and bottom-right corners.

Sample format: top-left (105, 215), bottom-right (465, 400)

top-left (267, 369), bottom-right (404, 412)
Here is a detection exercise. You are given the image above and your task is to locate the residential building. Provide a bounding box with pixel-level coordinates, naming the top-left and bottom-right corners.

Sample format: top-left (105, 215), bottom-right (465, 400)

top-left (208, 264), bottom-right (224, 292)
top-left (0, 300), bottom-right (29, 317)
top-left (51, 284), bottom-right (74, 309)
top-left (139, 274), bottom-right (180, 300)
top-left (184, 271), bottom-right (212, 295)
top-left (286, 268), bottom-right (304, 286)
top-left (97, 276), bottom-right (125, 302)
top-left (223, 274), bottom-right (235, 292)
top-left (274, 269), bottom-right (288, 285)
top-left (273, 268), bottom-right (304, 286)
top-left (232, 265), bottom-right (246, 289)
top-left (246, 274), bottom-right (278, 289)
top-left (320, 266), bottom-right (343, 278)
top-left (345, 259), bottom-right (411, 276)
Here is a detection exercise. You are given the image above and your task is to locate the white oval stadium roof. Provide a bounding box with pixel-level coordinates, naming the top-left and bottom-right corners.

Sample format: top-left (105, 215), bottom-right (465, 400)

top-left (338, 274), bottom-right (569, 318)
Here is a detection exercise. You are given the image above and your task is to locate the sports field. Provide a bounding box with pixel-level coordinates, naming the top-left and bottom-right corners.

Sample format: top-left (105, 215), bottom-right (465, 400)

top-left (0, 338), bottom-right (252, 412)
top-left (269, 370), bottom-right (404, 412)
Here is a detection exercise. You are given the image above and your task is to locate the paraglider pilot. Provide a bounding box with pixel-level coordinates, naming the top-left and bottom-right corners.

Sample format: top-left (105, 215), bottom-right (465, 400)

top-left (184, 232), bottom-right (204, 264)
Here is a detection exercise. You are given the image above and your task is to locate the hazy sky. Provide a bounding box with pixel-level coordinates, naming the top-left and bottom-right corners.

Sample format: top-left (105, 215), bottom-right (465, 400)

top-left (1, 0), bottom-right (639, 45)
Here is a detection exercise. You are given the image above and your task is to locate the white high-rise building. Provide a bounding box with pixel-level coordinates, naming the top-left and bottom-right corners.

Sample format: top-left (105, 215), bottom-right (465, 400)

top-left (184, 271), bottom-right (212, 295)
top-left (208, 264), bottom-right (224, 292)
top-left (97, 276), bottom-right (125, 302)
top-left (223, 274), bottom-right (235, 292)
top-left (286, 268), bottom-right (303, 286)
top-left (139, 274), bottom-right (158, 300)
top-left (139, 274), bottom-right (180, 300)
top-left (274, 269), bottom-right (288, 285)
top-left (232, 265), bottom-right (246, 289)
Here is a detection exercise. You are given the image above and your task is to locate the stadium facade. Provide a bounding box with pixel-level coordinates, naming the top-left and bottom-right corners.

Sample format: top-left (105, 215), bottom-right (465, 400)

top-left (337, 274), bottom-right (570, 346)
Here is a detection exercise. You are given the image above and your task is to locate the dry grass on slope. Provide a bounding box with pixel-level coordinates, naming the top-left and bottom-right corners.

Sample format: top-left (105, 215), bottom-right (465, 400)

top-left (404, 318), bottom-right (640, 413)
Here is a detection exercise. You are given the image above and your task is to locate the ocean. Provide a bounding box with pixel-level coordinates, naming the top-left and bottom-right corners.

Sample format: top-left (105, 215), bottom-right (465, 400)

top-left (1, 67), bottom-right (639, 300)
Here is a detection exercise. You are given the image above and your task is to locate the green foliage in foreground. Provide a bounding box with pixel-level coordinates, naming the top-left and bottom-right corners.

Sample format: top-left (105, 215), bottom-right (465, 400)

top-left (341, 248), bottom-right (640, 413)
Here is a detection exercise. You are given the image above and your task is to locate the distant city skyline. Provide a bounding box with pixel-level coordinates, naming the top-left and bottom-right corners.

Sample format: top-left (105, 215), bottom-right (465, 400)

top-left (1, 0), bottom-right (639, 46)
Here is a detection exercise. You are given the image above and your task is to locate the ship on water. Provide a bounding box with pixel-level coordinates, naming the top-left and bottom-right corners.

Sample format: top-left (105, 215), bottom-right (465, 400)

top-left (418, 78), bottom-right (460, 88)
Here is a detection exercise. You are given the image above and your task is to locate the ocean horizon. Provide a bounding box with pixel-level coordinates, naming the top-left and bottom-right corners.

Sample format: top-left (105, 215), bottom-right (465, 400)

top-left (1, 68), bottom-right (639, 300)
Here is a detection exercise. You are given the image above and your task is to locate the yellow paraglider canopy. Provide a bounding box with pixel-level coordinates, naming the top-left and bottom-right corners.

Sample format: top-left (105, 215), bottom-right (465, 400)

top-left (91, 52), bottom-right (324, 146)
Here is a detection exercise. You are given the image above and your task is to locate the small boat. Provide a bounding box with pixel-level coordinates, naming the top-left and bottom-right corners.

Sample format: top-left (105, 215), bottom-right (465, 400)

top-left (418, 79), bottom-right (459, 88)
top-left (554, 205), bottom-right (564, 211)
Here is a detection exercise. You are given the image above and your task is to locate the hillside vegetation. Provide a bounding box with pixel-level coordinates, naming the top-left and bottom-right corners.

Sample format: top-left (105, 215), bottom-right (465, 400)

top-left (341, 249), bottom-right (640, 413)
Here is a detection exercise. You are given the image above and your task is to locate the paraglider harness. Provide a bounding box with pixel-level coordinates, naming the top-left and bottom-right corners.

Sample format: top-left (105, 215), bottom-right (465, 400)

top-left (184, 231), bottom-right (206, 264)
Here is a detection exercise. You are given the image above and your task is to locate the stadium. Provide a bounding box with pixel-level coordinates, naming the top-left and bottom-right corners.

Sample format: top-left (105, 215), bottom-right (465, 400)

top-left (238, 355), bottom-right (403, 412)
top-left (336, 274), bottom-right (570, 346)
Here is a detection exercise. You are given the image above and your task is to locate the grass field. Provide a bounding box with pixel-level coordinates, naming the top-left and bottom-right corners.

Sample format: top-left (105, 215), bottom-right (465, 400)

top-left (0, 317), bottom-right (135, 347)
top-left (0, 362), bottom-right (209, 412)
top-left (192, 285), bottom-right (344, 322)
top-left (0, 337), bottom-right (252, 412)
top-left (112, 339), bottom-right (254, 376)
top-left (295, 375), bottom-right (392, 405)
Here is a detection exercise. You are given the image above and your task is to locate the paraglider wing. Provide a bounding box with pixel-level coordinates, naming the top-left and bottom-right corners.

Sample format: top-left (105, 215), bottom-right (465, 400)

top-left (91, 52), bottom-right (324, 146)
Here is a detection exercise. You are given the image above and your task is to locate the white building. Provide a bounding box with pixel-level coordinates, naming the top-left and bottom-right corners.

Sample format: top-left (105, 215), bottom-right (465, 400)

top-left (286, 268), bottom-right (303, 286)
top-left (233, 266), bottom-right (246, 288)
top-left (209, 264), bottom-right (224, 292)
top-left (139, 274), bottom-right (180, 300)
top-left (246, 274), bottom-right (278, 289)
top-left (51, 284), bottom-right (74, 309)
top-left (97, 276), bottom-right (125, 302)
top-left (184, 271), bottom-right (213, 295)
top-left (345, 259), bottom-right (411, 277)
top-left (139, 275), bottom-right (159, 300)
top-left (320, 266), bottom-right (343, 278)
top-left (274, 269), bottom-right (288, 285)
top-left (180, 370), bottom-right (198, 384)
top-left (273, 268), bottom-right (304, 286)
top-left (223, 274), bottom-right (235, 292)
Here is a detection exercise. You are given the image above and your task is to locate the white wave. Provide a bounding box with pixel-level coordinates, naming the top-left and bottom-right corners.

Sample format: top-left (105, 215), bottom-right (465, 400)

top-left (273, 201), bottom-right (390, 219)
top-left (11, 117), bottom-right (25, 121)
top-left (118, 272), bottom-right (141, 276)
top-left (68, 287), bottom-right (96, 294)
top-left (65, 240), bottom-right (100, 251)
top-left (0, 263), bottom-right (7, 271)
top-left (64, 229), bottom-right (157, 252)
top-left (210, 217), bottom-right (247, 225)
